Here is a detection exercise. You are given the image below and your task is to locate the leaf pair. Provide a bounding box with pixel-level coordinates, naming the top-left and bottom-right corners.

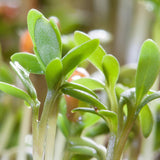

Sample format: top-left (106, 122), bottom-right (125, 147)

top-left (61, 82), bottom-right (107, 110)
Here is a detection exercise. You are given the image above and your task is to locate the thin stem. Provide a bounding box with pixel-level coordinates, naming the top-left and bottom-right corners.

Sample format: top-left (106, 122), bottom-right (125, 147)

top-left (45, 97), bottom-right (60, 160)
top-left (105, 87), bottom-right (118, 113)
top-left (113, 111), bottom-right (136, 160)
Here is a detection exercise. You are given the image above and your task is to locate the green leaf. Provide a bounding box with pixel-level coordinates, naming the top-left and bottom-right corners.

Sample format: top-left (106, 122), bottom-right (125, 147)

top-left (73, 107), bottom-right (117, 133)
top-left (27, 9), bottom-right (42, 46)
top-left (27, 9), bottom-right (62, 67)
top-left (0, 65), bottom-right (14, 83)
top-left (136, 39), bottom-right (160, 105)
top-left (11, 52), bottom-right (44, 74)
top-left (57, 113), bottom-right (69, 138)
top-left (69, 146), bottom-right (98, 158)
top-left (98, 110), bottom-right (118, 133)
top-left (10, 62), bottom-right (37, 99)
top-left (45, 58), bottom-right (62, 89)
top-left (102, 54), bottom-right (120, 89)
top-left (139, 105), bottom-right (153, 138)
top-left (61, 81), bottom-right (98, 98)
top-left (73, 78), bottom-right (105, 90)
top-left (0, 82), bottom-right (32, 105)
top-left (62, 39), bottom-right (99, 76)
top-left (154, 105), bottom-right (160, 150)
top-left (61, 88), bottom-right (107, 110)
top-left (85, 121), bottom-right (109, 137)
top-left (115, 84), bottom-right (128, 100)
top-left (69, 137), bottom-right (106, 159)
top-left (83, 112), bottom-right (100, 128)
top-left (118, 64), bottom-right (136, 88)
top-left (74, 31), bottom-right (106, 71)
top-left (136, 91), bottom-right (160, 115)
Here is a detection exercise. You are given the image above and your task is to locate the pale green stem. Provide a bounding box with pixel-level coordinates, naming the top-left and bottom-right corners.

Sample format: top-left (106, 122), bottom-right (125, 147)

top-left (17, 106), bottom-right (32, 160)
top-left (37, 90), bottom-right (55, 160)
top-left (38, 90), bottom-right (60, 160)
top-left (105, 87), bottom-right (118, 113)
top-left (113, 111), bottom-right (135, 160)
top-left (106, 133), bottom-right (117, 160)
top-left (0, 111), bottom-right (16, 155)
top-left (45, 97), bottom-right (59, 160)
top-left (32, 104), bottom-right (40, 160)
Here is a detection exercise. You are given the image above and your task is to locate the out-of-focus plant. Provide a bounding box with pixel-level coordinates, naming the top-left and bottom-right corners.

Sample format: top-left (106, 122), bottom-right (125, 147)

top-left (0, 45), bottom-right (24, 159)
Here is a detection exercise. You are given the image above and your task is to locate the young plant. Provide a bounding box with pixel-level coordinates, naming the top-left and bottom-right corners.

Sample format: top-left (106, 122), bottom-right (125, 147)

top-left (0, 9), bottom-right (101, 160)
top-left (0, 8), bottom-right (160, 160)
top-left (61, 31), bottom-right (160, 160)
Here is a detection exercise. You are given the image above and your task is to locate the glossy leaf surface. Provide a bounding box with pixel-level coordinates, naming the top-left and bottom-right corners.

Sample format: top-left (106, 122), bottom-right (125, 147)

top-left (136, 39), bottom-right (160, 105)
top-left (10, 62), bottom-right (37, 99)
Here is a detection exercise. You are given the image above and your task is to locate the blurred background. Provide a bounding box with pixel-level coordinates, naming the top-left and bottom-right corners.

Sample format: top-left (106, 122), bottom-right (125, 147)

top-left (0, 0), bottom-right (159, 64)
top-left (0, 0), bottom-right (160, 160)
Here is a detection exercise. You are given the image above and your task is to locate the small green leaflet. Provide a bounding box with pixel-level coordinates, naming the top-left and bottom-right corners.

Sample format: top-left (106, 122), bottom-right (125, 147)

top-left (62, 39), bottom-right (99, 76)
top-left (139, 105), bottom-right (153, 138)
top-left (10, 62), bottom-right (37, 100)
top-left (136, 39), bottom-right (160, 105)
top-left (62, 81), bottom-right (98, 98)
top-left (102, 54), bottom-right (120, 89)
top-left (73, 78), bottom-right (105, 90)
top-left (27, 9), bottom-right (62, 67)
top-left (45, 58), bottom-right (62, 89)
top-left (69, 146), bottom-right (98, 158)
top-left (0, 82), bottom-right (32, 105)
top-left (73, 107), bottom-right (117, 133)
top-left (11, 52), bottom-right (44, 74)
top-left (61, 88), bottom-right (107, 110)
